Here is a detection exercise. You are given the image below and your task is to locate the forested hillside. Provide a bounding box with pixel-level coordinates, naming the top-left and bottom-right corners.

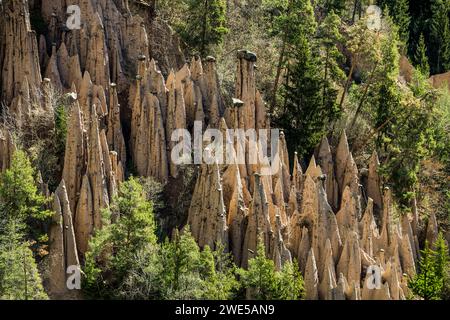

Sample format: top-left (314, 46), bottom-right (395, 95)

top-left (0, 0), bottom-right (449, 301)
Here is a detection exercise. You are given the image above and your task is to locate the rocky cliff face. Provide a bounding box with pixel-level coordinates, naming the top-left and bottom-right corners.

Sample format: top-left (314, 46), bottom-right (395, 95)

top-left (0, 0), bottom-right (438, 300)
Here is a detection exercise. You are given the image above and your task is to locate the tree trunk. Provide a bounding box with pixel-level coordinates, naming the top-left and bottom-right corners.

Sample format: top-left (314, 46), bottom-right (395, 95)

top-left (338, 61), bottom-right (354, 111)
top-left (200, 0), bottom-right (209, 57)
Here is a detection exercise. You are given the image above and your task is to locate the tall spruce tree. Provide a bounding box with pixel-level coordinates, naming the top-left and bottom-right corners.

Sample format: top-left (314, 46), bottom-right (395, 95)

top-left (240, 239), bottom-right (304, 300)
top-left (415, 34), bottom-right (430, 76)
top-left (0, 150), bottom-right (52, 241)
top-left (324, 0), bottom-right (347, 15)
top-left (274, 1), bottom-right (346, 156)
top-left (378, 0), bottom-right (410, 46)
top-left (279, 34), bottom-right (326, 156)
top-left (83, 177), bottom-right (158, 298)
top-left (429, 0), bottom-right (450, 73)
top-left (0, 150), bottom-right (50, 300)
top-left (0, 240), bottom-right (48, 300)
top-left (269, 0), bottom-right (317, 113)
top-left (177, 0), bottom-right (228, 56)
top-left (409, 235), bottom-right (450, 300)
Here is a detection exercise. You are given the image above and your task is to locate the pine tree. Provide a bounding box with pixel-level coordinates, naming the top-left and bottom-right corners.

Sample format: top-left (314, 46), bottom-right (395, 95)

top-left (392, 0), bottom-right (411, 46)
top-left (199, 244), bottom-right (240, 299)
top-left (278, 33), bottom-right (326, 157)
top-left (318, 11), bottom-right (346, 121)
top-left (378, 0), bottom-right (410, 46)
top-left (0, 150), bottom-right (50, 300)
top-left (0, 240), bottom-right (48, 300)
top-left (241, 239), bottom-right (304, 300)
top-left (415, 34), bottom-right (430, 76)
top-left (429, 0), bottom-right (450, 73)
top-left (83, 177), bottom-right (158, 298)
top-left (274, 261), bottom-right (305, 299)
top-left (408, 239), bottom-right (448, 300)
top-left (433, 233), bottom-right (450, 284)
top-left (158, 228), bottom-right (205, 299)
top-left (278, 12), bottom-right (345, 158)
top-left (0, 150), bottom-right (52, 241)
top-left (324, 0), bottom-right (347, 15)
top-left (177, 0), bottom-right (229, 57)
top-left (269, 0), bottom-right (317, 113)
top-left (240, 239), bottom-right (278, 299)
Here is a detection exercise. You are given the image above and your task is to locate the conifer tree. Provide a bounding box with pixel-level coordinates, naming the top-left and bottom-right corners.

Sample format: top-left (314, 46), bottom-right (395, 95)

top-left (0, 240), bottom-right (48, 300)
top-left (408, 236), bottom-right (450, 300)
top-left (323, 0), bottom-right (347, 15)
top-left (83, 177), bottom-right (158, 297)
top-left (429, 0), bottom-right (450, 73)
top-left (278, 9), bottom-right (345, 157)
top-left (177, 0), bottom-right (229, 57)
top-left (0, 150), bottom-right (52, 241)
top-left (240, 239), bottom-right (278, 299)
top-left (279, 34), bottom-right (325, 156)
top-left (158, 228), bottom-right (205, 299)
top-left (269, 0), bottom-right (317, 113)
top-left (415, 34), bottom-right (430, 76)
top-left (378, 0), bottom-right (410, 46)
top-left (0, 150), bottom-right (50, 300)
top-left (199, 244), bottom-right (240, 299)
top-left (241, 239), bottom-right (304, 300)
top-left (433, 233), bottom-right (450, 285)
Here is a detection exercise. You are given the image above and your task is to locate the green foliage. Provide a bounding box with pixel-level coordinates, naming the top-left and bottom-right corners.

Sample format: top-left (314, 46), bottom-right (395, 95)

top-left (0, 150), bottom-right (50, 300)
top-left (0, 150), bottom-right (52, 244)
top-left (54, 103), bottom-right (67, 161)
top-left (408, 0), bottom-right (450, 74)
top-left (267, 0), bottom-right (317, 42)
top-left (279, 11), bottom-right (346, 155)
top-left (277, 34), bottom-right (327, 156)
top-left (159, 230), bottom-right (239, 299)
top-left (377, 70), bottom-right (439, 204)
top-left (409, 234), bottom-right (450, 300)
top-left (201, 244), bottom-right (240, 300)
top-left (323, 0), bottom-right (347, 15)
top-left (378, 0), bottom-right (410, 46)
top-left (83, 178), bottom-right (240, 300)
top-left (274, 4), bottom-right (344, 157)
top-left (414, 34), bottom-right (430, 76)
top-left (429, 0), bottom-right (450, 73)
top-left (240, 239), bottom-right (304, 300)
top-left (158, 228), bottom-right (205, 299)
top-left (0, 240), bottom-right (48, 300)
top-left (176, 0), bottom-right (229, 56)
top-left (83, 177), bottom-right (157, 298)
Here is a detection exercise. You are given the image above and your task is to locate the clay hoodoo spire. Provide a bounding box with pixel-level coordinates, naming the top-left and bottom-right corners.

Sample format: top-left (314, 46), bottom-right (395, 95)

top-left (241, 173), bottom-right (273, 268)
top-left (317, 137), bottom-right (339, 210)
top-left (107, 83), bottom-right (126, 166)
top-left (67, 104), bottom-right (112, 257)
top-left (85, 15), bottom-right (110, 90)
top-left (134, 92), bottom-right (169, 182)
top-left (44, 44), bottom-right (64, 93)
top-left (187, 161), bottom-right (228, 250)
top-left (202, 56), bottom-right (224, 128)
top-left (235, 50), bottom-right (258, 130)
top-left (86, 105), bottom-right (110, 229)
top-left (165, 70), bottom-right (187, 178)
top-left (0, 0), bottom-right (42, 106)
top-left (367, 151), bottom-right (383, 212)
top-left (62, 99), bottom-right (87, 215)
top-left (0, 127), bottom-right (16, 173)
top-left (335, 131), bottom-right (350, 193)
top-left (271, 214), bottom-right (292, 270)
top-left (48, 180), bottom-right (81, 299)
top-left (304, 249), bottom-right (319, 300)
